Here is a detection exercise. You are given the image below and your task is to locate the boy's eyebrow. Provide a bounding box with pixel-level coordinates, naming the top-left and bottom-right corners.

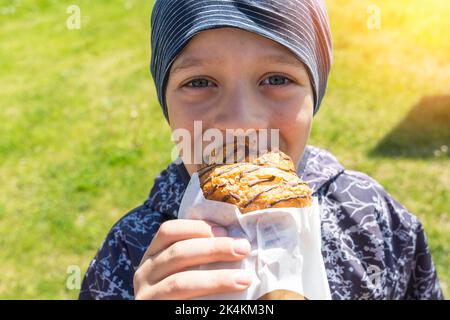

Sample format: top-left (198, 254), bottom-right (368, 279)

top-left (171, 54), bottom-right (303, 75)
top-left (171, 57), bottom-right (214, 75)
top-left (260, 54), bottom-right (304, 68)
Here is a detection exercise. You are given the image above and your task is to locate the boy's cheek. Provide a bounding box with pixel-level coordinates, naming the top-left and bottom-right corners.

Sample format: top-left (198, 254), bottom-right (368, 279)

top-left (278, 115), bottom-right (313, 166)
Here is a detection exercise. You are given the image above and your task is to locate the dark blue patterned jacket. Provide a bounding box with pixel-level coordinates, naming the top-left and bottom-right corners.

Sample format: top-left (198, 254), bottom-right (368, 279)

top-left (79, 146), bottom-right (443, 300)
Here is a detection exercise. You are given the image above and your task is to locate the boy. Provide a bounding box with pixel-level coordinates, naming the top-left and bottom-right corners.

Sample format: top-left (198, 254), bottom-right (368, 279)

top-left (79, 0), bottom-right (443, 299)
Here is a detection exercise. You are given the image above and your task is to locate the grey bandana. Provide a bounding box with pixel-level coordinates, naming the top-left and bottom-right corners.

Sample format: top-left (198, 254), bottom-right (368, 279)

top-left (150, 0), bottom-right (333, 122)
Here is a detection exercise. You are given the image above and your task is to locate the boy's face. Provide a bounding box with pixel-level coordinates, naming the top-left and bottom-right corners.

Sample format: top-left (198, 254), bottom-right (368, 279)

top-left (166, 27), bottom-right (314, 176)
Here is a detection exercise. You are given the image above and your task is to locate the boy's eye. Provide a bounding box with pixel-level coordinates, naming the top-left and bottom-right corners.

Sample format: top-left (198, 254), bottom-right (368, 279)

top-left (185, 78), bottom-right (215, 88)
top-left (261, 75), bottom-right (292, 86)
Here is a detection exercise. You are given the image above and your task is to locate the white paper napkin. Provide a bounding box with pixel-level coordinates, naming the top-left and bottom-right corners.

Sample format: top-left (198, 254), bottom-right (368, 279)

top-left (178, 172), bottom-right (331, 300)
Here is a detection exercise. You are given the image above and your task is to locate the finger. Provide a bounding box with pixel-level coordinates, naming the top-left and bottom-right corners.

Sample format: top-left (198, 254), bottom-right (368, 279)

top-left (141, 237), bottom-right (251, 284)
top-left (141, 219), bottom-right (228, 265)
top-left (136, 269), bottom-right (252, 300)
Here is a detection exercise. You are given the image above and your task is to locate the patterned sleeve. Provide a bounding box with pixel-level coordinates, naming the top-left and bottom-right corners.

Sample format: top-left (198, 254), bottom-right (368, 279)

top-left (355, 170), bottom-right (444, 300)
top-left (79, 205), bottom-right (170, 300)
top-left (405, 222), bottom-right (444, 299)
top-left (374, 176), bottom-right (444, 300)
top-left (319, 168), bottom-right (444, 299)
top-left (79, 230), bottom-right (135, 300)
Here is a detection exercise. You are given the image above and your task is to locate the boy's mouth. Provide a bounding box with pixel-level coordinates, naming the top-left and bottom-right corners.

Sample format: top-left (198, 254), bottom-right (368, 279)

top-left (173, 122), bottom-right (284, 169)
top-left (199, 138), bottom-right (281, 170)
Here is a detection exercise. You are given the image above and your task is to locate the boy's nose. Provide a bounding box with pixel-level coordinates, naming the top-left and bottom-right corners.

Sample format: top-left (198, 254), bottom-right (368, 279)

top-left (212, 83), bottom-right (269, 132)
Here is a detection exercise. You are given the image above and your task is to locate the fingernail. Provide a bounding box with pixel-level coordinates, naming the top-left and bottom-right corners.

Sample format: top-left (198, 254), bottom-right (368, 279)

top-left (211, 226), bottom-right (228, 237)
top-left (234, 271), bottom-right (251, 287)
top-left (233, 239), bottom-right (251, 256)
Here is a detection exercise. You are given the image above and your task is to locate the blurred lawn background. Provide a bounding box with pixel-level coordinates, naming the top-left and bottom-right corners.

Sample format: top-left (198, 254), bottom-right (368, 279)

top-left (0, 0), bottom-right (448, 299)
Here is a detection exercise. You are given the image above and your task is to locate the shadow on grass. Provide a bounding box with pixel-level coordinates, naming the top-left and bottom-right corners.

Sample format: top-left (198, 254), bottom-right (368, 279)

top-left (370, 95), bottom-right (450, 158)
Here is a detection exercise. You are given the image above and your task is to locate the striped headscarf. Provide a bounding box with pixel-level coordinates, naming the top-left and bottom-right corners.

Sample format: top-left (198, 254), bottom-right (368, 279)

top-left (150, 0), bottom-right (333, 122)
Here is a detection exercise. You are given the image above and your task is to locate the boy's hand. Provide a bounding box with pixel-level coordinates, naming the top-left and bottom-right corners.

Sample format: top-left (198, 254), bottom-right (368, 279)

top-left (133, 219), bottom-right (252, 299)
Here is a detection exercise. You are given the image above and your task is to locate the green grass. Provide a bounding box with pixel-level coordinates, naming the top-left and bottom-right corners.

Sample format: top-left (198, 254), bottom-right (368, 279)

top-left (0, 0), bottom-right (448, 299)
